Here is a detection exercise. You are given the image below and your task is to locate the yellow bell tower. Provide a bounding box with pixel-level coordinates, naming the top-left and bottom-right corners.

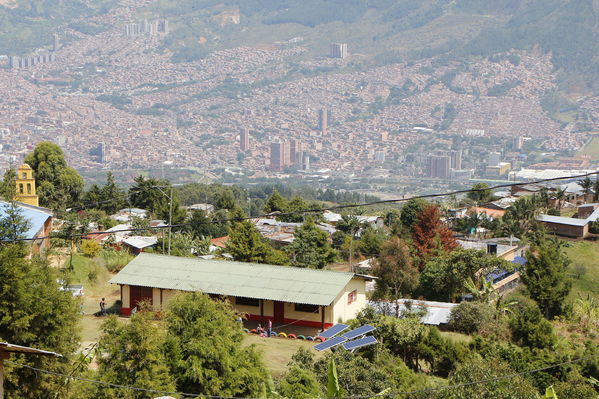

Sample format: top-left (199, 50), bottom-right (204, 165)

top-left (14, 164), bottom-right (39, 207)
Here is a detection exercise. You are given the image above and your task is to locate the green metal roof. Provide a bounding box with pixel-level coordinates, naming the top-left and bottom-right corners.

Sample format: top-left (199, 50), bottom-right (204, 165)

top-left (109, 253), bottom-right (359, 306)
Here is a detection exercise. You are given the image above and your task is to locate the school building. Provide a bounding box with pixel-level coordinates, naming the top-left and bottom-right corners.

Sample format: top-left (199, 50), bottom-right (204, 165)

top-left (109, 253), bottom-right (372, 329)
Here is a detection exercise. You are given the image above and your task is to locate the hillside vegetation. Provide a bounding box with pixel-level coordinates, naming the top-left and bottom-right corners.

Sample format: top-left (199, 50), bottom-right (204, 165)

top-left (1, 0), bottom-right (598, 91)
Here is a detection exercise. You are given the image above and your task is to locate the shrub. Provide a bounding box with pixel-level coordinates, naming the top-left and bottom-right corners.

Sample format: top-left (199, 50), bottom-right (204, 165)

top-left (80, 239), bottom-right (101, 258)
top-left (102, 249), bottom-right (134, 272)
top-left (509, 299), bottom-right (557, 349)
top-left (448, 301), bottom-right (494, 334)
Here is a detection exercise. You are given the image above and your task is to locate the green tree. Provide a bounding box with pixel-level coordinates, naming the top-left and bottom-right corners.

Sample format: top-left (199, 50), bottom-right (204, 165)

top-left (165, 292), bottom-right (270, 397)
top-left (278, 366), bottom-right (321, 399)
top-left (186, 209), bottom-right (227, 239)
top-left (157, 232), bottom-right (210, 257)
top-left (437, 356), bottom-right (538, 399)
top-left (419, 249), bottom-right (510, 302)
top-left (128, 176), bottom-right (186, 224)
top-left (24, 142), bottom-right (85, 209)
top-left (357, 226), bottom-right (387, 257)
top-left (579, 176), bottom-right (593, 198)
top-left (226, 220), bottom-right (288, 264)
top-left (286, 219), bottom-right (337, 268)
top-left (448, 301), bottom-right (495, 334)
top-left (467, 182), bottom-right (493, 203)
top-left (263, 189), bottom-right (288, 213)
top-left (521, 239), bottom-right (572, 318)
top-left (372, 237), bottom-right (419, 315)
top-left (99, 172), bottom-right (125, 214)
top-left (508, 299), bottom-right (557, 349)
top-left (216, 189), bottom-right (235, 210)
top-left (0, 241), bottom-right (80, 398)
top-left (94, 312), bottom-right (176, 399)
top-left (279, 196), bottom-right (311, 223)
top-left (499, 196), bottom-right (541, 237)
top-left (0, 167), bottom-right (17, 200)
top-left (399, 198), bottom-right (427, 232)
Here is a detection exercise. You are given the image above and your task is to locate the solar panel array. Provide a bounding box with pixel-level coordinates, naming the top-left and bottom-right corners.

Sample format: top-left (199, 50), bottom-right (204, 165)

top-left (342, 336), bottom-right (377, 351)
top-left (342, 324), bottom-right (375, 340)
top-left (318, 323), bottom-right (349, 339)
top-left (313, 324), bottom-right (377, 352)
top-left (313, 336), bottom-right (347, 351)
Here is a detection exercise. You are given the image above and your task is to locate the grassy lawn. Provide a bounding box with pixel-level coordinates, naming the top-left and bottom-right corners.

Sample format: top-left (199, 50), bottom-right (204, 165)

top-left (576, 136), bottom-right (599, 161)
top-left (60, 252), bottom-right (125, 348)
top-left (242, 334), bottom-right (323, 377)
top-left (563, 240), bottom-right (599, 301)
top-left (440, 331), bottom-right (473, 345)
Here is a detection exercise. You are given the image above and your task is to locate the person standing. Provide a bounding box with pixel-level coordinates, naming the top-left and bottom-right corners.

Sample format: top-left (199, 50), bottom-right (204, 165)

top-left (267, 319), bottom-right (272, 338)
top-left (100, 297), bottom-right (106, 316)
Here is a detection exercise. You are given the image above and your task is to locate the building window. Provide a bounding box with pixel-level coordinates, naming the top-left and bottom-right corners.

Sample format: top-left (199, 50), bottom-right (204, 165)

top-left (22, 172), bottom-right (27, 179)
top-left (19, 183), bottom-right (23, 194)
top-left (27, 183), bottom-right (31, 194)
top-left (294, 303), bottom-right (319, 313)
top-left (348, 290), bottom-right (357, 305)
top-left (235, 297), bottom-right (259, 307)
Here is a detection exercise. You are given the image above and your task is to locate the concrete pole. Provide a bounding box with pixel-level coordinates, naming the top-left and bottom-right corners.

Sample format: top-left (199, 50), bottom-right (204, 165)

top-left (168, 187), bottom-right (173, 256)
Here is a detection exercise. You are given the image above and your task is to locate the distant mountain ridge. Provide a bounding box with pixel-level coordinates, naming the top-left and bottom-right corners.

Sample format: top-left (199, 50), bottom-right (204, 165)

top-left (1, 0), bottom-right (597, 92)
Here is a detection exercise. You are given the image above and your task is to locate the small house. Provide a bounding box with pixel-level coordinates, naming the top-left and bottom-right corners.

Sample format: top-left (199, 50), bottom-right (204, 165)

top-left (109, 253), bottom-right (372, 329)
top-left (0, 201), bottom-right (52, 254)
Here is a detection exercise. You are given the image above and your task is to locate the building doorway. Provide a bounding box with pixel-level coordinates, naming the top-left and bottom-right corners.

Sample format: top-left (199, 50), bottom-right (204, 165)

top-left (273, 301), bottom-right (284, 323)
top-left (129, 286), bottom-right (153, 310)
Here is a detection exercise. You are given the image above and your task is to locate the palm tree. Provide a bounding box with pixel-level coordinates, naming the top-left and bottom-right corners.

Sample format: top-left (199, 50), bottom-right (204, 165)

top-left (573, 294), bottom-right (599, 332)
top-left (594, 178), bottom-right (599, 201)
top-left (501, 196), bottom-right (540, 236)
top-left (579, 176), bottom-right (593, 199)
top-left (537, 188), bottom-right (550, 210)
top-left (464, 276), bottom-right (495, 303)
top-left (555, 188), bottom-right (566, 210)
top-left (494, 294), bottom-right (518, 318)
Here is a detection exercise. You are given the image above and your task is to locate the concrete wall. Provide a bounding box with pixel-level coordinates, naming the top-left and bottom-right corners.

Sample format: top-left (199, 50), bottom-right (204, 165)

top-left (122, 285), bottom-right (130, 308)
top-left (541, 221), bottom-right (588, 238)
top-left (118, 278), bottom-right (367, 328)
top-left (331, 277), bottom-right (367, 324)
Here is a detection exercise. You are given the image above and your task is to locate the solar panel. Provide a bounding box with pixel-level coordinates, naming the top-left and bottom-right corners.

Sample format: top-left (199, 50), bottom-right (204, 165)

top-left (342, 324), bottom-right (375, 340)
top-left (318, 324), bottom-right (349, 339)
top-left (313, 336), bottom-right (347, 351)
top-left (342, 336), bottom-right (377, 351)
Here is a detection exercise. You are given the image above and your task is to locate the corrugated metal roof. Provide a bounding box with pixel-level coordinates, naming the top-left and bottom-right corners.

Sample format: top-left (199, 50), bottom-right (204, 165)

top-left (537, 214), bottom-right (589, 226)
top-left (368, 299), bottom-right (457, 325)
top-left (109, 253), bottom-right (356, 306)
top-left (0, 201), bottom-right (51, 239)
top-left (0, 342), bottom-right (62, 357)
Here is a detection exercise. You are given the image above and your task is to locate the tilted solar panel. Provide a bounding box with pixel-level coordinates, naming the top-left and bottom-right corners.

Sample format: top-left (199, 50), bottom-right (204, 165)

top-left (342, 335), bottom-right (377, 351)
top-left (342, 324), bottom-right (375, 340)
top-left (319, 324), bottom-right (349, 339)
top-left (313, 336), bottom-right (347, 351)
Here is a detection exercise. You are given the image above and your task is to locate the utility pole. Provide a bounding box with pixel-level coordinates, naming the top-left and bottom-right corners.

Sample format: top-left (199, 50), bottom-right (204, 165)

top-left (168, 186), bottom-right (173, 256)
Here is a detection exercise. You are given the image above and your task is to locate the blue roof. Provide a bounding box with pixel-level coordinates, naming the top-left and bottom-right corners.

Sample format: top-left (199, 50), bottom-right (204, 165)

top-left (0, 201), bottom-right (52, 239)
top-left (512, 256), bottom-right (527, 265)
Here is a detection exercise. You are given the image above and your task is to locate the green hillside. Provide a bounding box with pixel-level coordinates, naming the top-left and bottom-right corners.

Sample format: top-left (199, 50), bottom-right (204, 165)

top-left (2, 0), bottom-right (598, 91)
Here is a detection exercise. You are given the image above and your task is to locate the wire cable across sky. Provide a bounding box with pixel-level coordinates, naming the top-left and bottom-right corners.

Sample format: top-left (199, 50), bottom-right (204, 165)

top-left (7, 352), bottom-right (599, 399)
top-left (7, 170), bottom-right (599, 243)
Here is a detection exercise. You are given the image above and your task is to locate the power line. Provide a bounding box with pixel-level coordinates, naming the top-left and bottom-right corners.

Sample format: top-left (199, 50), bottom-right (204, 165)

top-left (6, 170), bottom-right (599, 243)
top-left (7, 352), bottom-right (599, 398)
top-left (5, 360), bottom-right (220, 398)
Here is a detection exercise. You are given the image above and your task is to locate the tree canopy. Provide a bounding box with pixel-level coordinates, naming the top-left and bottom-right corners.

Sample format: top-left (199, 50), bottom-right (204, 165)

top-left (226, 220), bottom-right (288, 265)
top-left (165, 292), bottom-right (271, 397)
top-left (521, 239), bottom-right (572, 319)
top-left (286, 219), bottom-right (337, 268)
top-left (24, 142), bottom-right (84, 210)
